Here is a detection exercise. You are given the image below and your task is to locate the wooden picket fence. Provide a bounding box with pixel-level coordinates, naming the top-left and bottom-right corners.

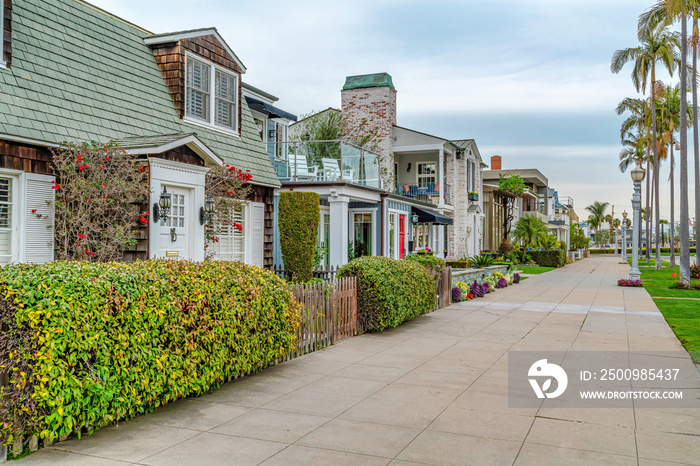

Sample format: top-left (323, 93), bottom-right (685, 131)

top-left (285, 276), bottom-right (357, 357)
top-left (272, 265), bottom-right (340, 281)
top-left (436, 266), bottom-right (453, 310)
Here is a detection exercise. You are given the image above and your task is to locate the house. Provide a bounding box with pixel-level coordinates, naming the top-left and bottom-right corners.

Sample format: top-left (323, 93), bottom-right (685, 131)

top-left (0, 0), bottom-right (279, 267)
top-left (274, 72), bottom-right (484, 267)
top-left (483, 155), bottom-right (573, 252)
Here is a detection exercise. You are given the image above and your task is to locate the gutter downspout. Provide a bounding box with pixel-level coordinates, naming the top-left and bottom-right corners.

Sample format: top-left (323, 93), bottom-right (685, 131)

top-left (381, 193), bottom-right (388, 256)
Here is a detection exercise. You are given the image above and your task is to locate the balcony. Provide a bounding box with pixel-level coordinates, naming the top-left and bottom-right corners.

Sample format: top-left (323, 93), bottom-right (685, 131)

top-left (522, 210), bottom-right (548, 223)
top-left (395, 183), bottom-right (452, 205)
top-left (272, 140), bottom-right (381, 189)
top-left (549, 213), bottom-right (570, 226)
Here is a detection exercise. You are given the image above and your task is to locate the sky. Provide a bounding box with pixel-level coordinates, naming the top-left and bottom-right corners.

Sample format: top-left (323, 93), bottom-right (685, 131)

top-left (89, 0), bottom-right (699, 225)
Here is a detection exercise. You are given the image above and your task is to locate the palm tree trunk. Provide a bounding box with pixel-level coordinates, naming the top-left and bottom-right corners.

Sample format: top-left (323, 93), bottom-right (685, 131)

top-left (650, 66), bottom-right (662, 270)
top-left (670, 143), bottom-right (676, 267)
top-left (680, 14), bottom-right (691, 284)
top-left (694, 16), bottom-right (700, 266)
top-left (645, 152), bottom-right (651, 262)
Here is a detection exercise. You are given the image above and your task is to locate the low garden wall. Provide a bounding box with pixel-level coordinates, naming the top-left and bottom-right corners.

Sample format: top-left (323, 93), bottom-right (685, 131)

top-left (450, 265), bottom-right (510, 287)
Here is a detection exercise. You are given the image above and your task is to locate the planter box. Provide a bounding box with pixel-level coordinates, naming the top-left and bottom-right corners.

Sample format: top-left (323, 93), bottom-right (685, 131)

top-left (468, 192), bottom-right (479, 201)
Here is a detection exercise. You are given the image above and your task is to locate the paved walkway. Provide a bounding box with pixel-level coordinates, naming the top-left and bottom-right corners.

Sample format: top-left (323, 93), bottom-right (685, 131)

top-left (18, 256), bottom-right (700, 465)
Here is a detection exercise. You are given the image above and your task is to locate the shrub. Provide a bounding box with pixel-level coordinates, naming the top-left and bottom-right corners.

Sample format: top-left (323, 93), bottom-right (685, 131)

top-left (669, 282), bottom-right (700, 290)
top-left (498, 240), bottom-right (515, 257)
top-left (278, 192), bottom-right (320, 282)
top-left (338, 256), bottom-right (434, 332)
top-left (0, 261), bottom-right (300, 445)
top-left (51, 141), bottom-right (149, 261)
top-left (529, 249), bottom-right (566, 268)
top-left (468, 255), bottom-right (495, 268)
top-left (691, 265), bottom-right (700, 279)
top-left (404, 254), bottom-right (445, 279)
top-left (446, 260), bottom-right (470, 269)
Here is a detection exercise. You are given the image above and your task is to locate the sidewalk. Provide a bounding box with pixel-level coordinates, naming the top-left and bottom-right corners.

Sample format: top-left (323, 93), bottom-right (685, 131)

top-left (17, 256), bottom-right (700, 465)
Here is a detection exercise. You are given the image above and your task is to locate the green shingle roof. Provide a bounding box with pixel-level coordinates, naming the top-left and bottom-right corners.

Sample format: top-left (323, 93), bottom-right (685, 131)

top-left (0, 0), bottom-right (280, 187)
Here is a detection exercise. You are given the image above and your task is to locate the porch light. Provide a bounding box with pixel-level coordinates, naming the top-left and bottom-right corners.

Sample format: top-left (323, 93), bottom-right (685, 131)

top-left (268, 129), bottom-right (277, 139)
top-left (153, 186), bottom-right (171, 223)
top-left (200, 195), bottom-right (216, 225)
top-left (412, 212), bottom-right (419, 224)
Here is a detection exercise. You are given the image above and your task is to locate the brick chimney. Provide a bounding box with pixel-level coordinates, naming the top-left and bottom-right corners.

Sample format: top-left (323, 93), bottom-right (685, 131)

top-left (491, 155), bottom-right (502, 170)
top-left (341, 73), bottom-right (396, 188)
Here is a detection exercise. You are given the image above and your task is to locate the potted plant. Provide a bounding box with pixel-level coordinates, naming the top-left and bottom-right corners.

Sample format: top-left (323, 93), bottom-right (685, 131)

top-left (468, 191), bottom-right (479, 201)
top-left (417, 248), bottom-right (433, 256)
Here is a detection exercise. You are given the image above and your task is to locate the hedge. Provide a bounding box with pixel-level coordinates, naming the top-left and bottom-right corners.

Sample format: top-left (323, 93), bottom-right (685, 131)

top-left (590, 247), bottom-right (696, 254)
top-left (278, 191), bottom-right (320, 282)
top-left (0, 260), bottom-right (300, 445)
top-left (403, 254), bottom-right (445, 279)
top-left (528, 249), bottom-right (566, 268)
top-left (446, 260), bottom-right (470, 269)
top-left (337, 256), bottom-right (434, 333)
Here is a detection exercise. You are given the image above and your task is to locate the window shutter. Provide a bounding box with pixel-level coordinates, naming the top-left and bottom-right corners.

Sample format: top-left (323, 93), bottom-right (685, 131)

top-left (249, 202), bottom-right (265, 267)
top-left (23, 173), bottom-right (55, 264)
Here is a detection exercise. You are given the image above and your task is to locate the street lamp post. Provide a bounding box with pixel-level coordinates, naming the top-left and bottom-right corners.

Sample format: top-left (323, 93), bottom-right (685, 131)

top-left (630, 163), bottom-right (646, 281)
top-left (622, 211), bottom-right (628, 261)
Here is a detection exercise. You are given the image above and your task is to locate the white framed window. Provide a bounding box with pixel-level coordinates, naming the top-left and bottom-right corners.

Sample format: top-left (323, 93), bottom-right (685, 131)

top-left (417, 162), bottom-right (436, 188)
top-left (0, 177), bottom-right (13, 265)
top-left (351, 211), bottom-right (374, 257)
top-left (185, 53), bottom-right (239, 134)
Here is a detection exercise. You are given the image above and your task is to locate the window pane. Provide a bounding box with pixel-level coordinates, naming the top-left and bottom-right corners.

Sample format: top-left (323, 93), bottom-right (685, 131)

top-left (186, 58), bottom-right (210, 120)
top-left (0, 178), bottom-right (10, 202)
top-left (0, 205), bottom-right (10, 229)
top-left (215, 70), bottom-right (236, 129)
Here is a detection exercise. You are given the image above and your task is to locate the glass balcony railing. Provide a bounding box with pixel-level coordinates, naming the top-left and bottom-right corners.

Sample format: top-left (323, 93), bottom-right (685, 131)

top-left (270, 140), bottom-right (381, 189)
top-left (395, 183), bottom-right (452, 205)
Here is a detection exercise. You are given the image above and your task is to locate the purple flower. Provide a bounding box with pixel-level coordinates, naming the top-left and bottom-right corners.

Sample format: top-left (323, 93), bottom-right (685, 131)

top-left (482, 282), bottom-right (490, 293)
top-left (497, 278), bottom-right (507, 288)
top-left (452, 286), bottom-right (462, 302)
top-left (513, 273), bottom-right (520, 284)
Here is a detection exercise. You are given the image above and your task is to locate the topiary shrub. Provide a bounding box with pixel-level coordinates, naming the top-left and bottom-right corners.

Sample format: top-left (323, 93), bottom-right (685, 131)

top-left (0, 260), bottom-right (300, 446)
top-left (446, 260), bottom-right (470, 269)
top-left (337, 256), bottom-right (434, 333)
top-left (278, 191), bottom-right (320, 282)
top-left (403, 254), bottom-right (445, 280)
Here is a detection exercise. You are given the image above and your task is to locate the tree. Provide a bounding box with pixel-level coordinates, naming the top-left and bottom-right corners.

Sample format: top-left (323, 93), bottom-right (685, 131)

top-left (612, 21), bottom-right (679, 268)
top-left (585, 201), bottom-right (609, 232)
top-left (660, 219), bottom-right (670, 246)
top-left (540, 234), bottom-right (559, 250)
top-left (512, 215), bottom-right (548, 261)
top-left (570, 223), bottom-right (590, 249)
top-left (497, 174), bottom-right (527, 241)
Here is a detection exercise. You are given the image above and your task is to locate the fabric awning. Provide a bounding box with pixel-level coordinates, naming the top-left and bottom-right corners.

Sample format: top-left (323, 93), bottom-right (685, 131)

top-left (244, 97), bottom-right (298, 121)
top-left (412, 206), bottom-right (454, 225)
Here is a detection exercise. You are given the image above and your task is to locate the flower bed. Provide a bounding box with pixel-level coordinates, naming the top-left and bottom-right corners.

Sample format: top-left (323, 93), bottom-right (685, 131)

top-left (451, 273), bottom-right (520, 302)
top-left (618, 279), bottom-right (642, 287)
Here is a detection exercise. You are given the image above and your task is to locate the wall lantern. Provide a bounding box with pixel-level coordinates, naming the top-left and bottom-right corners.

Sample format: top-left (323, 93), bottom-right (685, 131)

top-left (411, 212), bottom-right (419, 224)
top-left (268, 129), bottom-right (277, 139)
top-left (200, 195), bottom-right (216, 225)
top-left (407, 163), bottom-right (412, 172)
top-left (456, 150), bottom-right (463, 160)
top-left (153, 186), bottom-right (171, 223)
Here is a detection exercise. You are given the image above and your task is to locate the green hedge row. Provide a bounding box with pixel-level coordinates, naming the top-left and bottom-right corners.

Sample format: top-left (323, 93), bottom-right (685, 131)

top-left (446, 260), bottom-right (469, 269)
top-left (529, 249), bottom-right (566, 268)
top-left (0, 261), bottom-right (300, 445)
top-left (590, 247), bottom-right (697, 254)
top-left (403, 254), bottom-right (445, 279)
top-left (278, 191), bottom-right (320, 282)
top-left (337, 256), bottom-right (435, 333)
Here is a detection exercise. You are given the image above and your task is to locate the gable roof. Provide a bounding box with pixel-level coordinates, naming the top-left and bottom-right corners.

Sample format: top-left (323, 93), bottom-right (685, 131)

top-left (114, 132), bottom-right (223, 166)
top-left (144, 27), bottom-right (247, 73)
top-left (0, 0), bottom-right (279, 186)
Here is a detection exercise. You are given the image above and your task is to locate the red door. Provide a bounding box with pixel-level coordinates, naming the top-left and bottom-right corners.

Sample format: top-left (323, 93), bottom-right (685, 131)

top-left (399, 214), bottom-right (406, 258)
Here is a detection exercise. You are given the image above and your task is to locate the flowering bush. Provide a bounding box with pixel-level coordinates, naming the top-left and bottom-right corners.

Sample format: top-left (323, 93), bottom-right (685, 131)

top-left (493, 271), bottom-right (505, 279)
top-left (485, 276), bottom-right (496, 291)
top-left (452, 286), bottom-right (462, 302)
top-left (513, 273), bottom-right (521, 284)
top-left (691, 265), bottom-right (700, 279)
top-left (204, 164), bottom-right (252, 257)
top-left (51, 141), bottom-right (149, 261)
top-left (0, 260), bottom-right (300, 446)
top-left (669, 282), bottom-right (700, 290)
top-left (455, 281), bottom-right (471, 297)
top-left (617, 279), bottom-right (642, 287)
top-left (506, 272), bottom-right (514, 285)
top-left (471, 281), bottom-right (486, 297)
top-left (497, 277), bottom-right (507, 288)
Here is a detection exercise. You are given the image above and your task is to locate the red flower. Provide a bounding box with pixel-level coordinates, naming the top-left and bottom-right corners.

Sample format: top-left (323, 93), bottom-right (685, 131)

top-left (105, 157), bottom-right (110, 161)
top-left (78, 233), bottom-right (86, 239)
top-left (103, 183), bottom-right (107, 186)
top-left (79, 165), bottom-right (85, 171)
top-left (77, 155), bottom-right (81, 162)
top-left (31, 209), bottom-right (36, 213)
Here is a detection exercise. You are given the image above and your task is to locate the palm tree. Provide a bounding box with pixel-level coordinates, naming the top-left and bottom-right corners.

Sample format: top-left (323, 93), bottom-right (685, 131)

top-left (660, 219), bottom-right (670, 246)
top-left (640, 0), bottom-right (694, 282)
top-left (540, 234), bottom-right (559, 250)
top-left (612, 22), bottom-right (679, 269)
top-left (586, 201), bottom-right (609, 230)
top-left (512, 215), bottom-right (549, 261)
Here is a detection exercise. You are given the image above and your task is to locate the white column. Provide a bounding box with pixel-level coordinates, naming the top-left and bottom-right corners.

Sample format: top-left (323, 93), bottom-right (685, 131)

top-left (438, 148), bottom-right (444, 206)
top-left (437, 224), bottom-right (445, 258)
top-left (329, 196), bottom-right (349, 267)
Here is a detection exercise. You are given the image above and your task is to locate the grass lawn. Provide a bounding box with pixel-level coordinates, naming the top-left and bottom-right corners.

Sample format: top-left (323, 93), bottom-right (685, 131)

top-left (517, 266), bottom-right (555, 274)
top-left (635, 264), bottom-right (700, 363)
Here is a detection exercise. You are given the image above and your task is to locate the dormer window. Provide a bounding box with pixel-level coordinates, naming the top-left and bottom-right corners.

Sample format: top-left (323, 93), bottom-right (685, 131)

top-left (185, 54), bottom-right (238, 134)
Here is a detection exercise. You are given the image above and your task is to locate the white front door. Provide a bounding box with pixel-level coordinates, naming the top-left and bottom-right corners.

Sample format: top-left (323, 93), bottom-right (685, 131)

top-left (157, 186), bottom-right (191, 259)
